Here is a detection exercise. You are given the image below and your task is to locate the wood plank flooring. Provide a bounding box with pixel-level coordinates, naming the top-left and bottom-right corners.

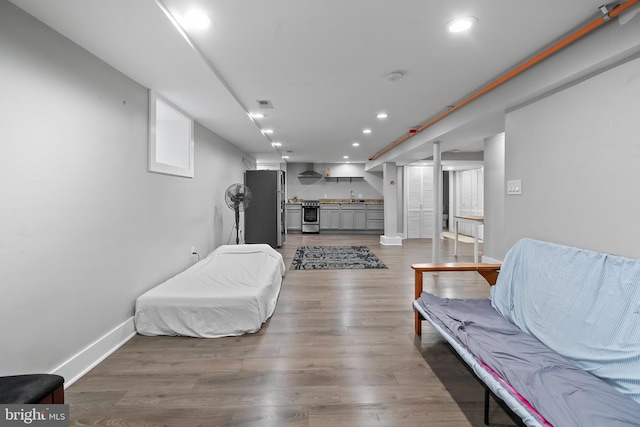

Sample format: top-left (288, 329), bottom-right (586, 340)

top-left (67, 234), bottom-right (516, 426)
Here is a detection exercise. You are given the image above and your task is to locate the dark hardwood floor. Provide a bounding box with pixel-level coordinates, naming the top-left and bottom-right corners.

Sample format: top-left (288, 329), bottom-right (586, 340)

top-left (68, 234), bottom-right (515, 426)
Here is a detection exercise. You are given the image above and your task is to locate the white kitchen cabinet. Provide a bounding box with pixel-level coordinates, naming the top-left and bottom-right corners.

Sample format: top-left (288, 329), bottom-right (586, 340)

top-left (339, 204), bottom-right (366, 230)
top-left (320, 204), bottom-right (340, 230)
top-left (340, 208), bottom-right (355, 229)
top-left (366, 205), bottom-right (384, 230)
top-left (286, 205), bottom-right (302, 231)
top-left (354, 208), bottom-right (367, 230)
top-left (319, 203), bottom-right (382, 232)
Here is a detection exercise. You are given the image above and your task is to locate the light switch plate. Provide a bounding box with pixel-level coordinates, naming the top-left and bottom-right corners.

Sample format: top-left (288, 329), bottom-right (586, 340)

top-left (507, 179), bottom-right (522, 195)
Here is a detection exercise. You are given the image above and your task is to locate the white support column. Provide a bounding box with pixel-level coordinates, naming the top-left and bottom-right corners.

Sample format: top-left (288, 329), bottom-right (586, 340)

top-left (380, 162), bottom-right (402, 246)
top-left (432, 141), bottom-right (441, 263)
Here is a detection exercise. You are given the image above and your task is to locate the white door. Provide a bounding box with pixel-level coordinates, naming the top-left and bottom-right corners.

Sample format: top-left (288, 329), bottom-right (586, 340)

top-left (406, 166), bottom-right (434, 238)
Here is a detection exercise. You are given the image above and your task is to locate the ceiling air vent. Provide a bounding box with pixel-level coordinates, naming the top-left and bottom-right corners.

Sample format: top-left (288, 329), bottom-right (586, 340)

top-left (256, 99), bottom-right (273, 109)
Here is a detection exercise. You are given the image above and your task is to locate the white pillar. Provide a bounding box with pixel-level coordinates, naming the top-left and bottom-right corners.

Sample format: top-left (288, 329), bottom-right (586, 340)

top-left (432, 141), bottom-right (441, 263)
top-left (380, 162), bottom-right (402, 246)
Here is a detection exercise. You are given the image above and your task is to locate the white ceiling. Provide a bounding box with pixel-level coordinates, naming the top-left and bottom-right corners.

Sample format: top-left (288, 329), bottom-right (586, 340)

top-left (10, 0), bottom-right (610, 167)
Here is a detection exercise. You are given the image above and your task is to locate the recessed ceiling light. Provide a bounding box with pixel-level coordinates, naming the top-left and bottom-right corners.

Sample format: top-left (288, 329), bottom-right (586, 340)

top-left (271, 142), bottom-right (282, 147)
top-left (447, 17), bottom-right (477, 33)
top-left (251, 113), bottom-right (265, 119)
top-left (343, 155), bottom-right (349, 159)
top-left (262, 129), bottom-right (274, 134)
top-left (282, 155), bottom-right (290, 159)
top-left (352, 142), bottom-right (360, 147)
top-left (182, 9), bottom-right (211, 30)
top-left (362, 129), bottom-right (372, 134)
top-left (376, 113), bottom-right (388, 119)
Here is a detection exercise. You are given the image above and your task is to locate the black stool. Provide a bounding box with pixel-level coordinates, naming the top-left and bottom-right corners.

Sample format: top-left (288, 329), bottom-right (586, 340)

top-left (0, 374), bottom-right (65, 404)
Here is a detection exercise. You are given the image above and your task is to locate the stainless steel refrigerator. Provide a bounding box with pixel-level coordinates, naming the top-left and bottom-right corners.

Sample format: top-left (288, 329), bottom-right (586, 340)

top-left (244, 170), bottom-right (285, 247)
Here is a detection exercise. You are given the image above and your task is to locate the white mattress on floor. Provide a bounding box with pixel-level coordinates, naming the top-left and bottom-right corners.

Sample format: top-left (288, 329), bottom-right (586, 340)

top-left (135, 244), bottom-right (285, 338)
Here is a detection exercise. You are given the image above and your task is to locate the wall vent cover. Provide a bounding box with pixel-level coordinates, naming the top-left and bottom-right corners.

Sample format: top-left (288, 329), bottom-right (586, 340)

top-left (256, 99), bottom-right (273, 109)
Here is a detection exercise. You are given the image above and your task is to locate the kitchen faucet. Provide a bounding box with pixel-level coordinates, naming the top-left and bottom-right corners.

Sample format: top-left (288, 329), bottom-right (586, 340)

top-left (350, 190), bottom-right (354, 201)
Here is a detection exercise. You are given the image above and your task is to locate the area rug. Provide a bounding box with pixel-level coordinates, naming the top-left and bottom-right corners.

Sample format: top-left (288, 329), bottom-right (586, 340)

top-left (290, 245), bottom-right (388, 270)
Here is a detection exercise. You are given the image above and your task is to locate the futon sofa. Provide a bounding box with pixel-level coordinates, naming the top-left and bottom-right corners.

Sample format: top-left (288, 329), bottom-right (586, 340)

top-left (413, 238), bottom-right (640, 426)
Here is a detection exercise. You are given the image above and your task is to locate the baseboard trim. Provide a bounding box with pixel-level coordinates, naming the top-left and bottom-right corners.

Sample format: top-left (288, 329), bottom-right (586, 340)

top-left (380, 235), bottom-right (403, 246)
top-left (52, 317), bottom-right (136, 388)
top-left (481, 255), bottom-right (502, 264)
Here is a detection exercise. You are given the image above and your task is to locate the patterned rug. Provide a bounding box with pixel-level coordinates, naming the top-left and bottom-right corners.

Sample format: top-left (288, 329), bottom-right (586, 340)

top-left (290, 245), bottom-right (388, 270)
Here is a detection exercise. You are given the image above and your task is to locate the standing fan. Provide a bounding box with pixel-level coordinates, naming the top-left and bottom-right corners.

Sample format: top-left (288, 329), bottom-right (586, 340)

top-left (225, 183), bottom-right (252, 244)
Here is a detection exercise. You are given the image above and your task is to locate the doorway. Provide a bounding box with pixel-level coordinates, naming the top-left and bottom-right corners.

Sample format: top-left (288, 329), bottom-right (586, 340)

top-left (405, 164), bottom-right (484, 240)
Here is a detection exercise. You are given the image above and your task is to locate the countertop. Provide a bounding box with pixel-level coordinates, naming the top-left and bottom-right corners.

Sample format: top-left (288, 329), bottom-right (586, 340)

top-left (286, 199), bottom-right (383, 205)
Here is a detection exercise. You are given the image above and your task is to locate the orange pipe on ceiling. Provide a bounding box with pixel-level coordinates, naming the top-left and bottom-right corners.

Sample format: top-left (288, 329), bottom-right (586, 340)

top-left (369, 0), bottom-right (639, 161)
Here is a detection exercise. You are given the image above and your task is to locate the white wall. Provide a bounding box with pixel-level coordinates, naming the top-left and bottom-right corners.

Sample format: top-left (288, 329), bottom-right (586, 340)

top-left (0, 2), bottom-right (251, 381)
top-left (483, 133), bottom-right (505, 261)
top-left (502, 55), bottom-right (640, 259)
top-left (286, 163), bottom-right (382, 201)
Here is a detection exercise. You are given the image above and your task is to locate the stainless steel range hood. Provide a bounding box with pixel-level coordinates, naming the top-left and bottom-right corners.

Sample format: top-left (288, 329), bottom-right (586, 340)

top-left (297, 163), bottom-right (323, 179)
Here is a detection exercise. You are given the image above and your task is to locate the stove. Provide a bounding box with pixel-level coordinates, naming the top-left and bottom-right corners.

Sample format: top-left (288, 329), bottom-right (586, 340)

top-left (301, 200), bottom-right (320, 233)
